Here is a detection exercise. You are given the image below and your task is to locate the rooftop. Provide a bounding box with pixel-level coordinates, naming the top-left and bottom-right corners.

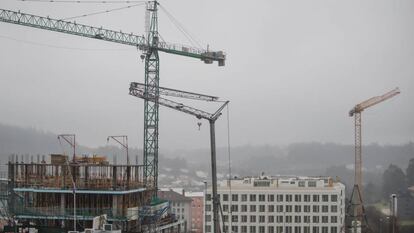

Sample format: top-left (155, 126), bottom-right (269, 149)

top-left (214, 175), bottom-right (344, 190)
top-left (158, 190), bottom-right (192, 202)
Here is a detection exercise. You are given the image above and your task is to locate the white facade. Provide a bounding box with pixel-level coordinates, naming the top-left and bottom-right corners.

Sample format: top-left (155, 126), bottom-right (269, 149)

top-left (204, 176), bottom-right (345, 233)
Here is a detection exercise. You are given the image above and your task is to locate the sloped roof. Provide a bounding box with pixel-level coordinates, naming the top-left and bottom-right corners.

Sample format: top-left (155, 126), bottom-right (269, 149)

top-left (158, 190), bottom-right (192, 202)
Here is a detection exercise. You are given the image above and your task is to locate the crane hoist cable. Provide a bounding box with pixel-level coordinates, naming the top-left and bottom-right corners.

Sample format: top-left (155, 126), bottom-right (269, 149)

top-left (226, 103), bottom-right (233, 232)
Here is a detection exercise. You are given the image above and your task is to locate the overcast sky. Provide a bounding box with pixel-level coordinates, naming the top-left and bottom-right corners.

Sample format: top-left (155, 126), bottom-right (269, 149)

top-left (0, 0), bottom-right (413, 151)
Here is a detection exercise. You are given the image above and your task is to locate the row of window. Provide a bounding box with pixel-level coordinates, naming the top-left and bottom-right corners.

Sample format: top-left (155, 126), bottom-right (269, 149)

top-left (205, 225), bottom-right (338, 233)
top-left (206, 215), bottom-right (338, 224)
top-left (206, 194), bottom-right (339, 203)
top-left (205, 204), bottom-right (339, 213)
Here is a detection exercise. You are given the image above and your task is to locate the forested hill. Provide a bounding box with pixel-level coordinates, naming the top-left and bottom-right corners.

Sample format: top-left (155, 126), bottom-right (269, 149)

top-left (0, 122), bottom-right (413, 176)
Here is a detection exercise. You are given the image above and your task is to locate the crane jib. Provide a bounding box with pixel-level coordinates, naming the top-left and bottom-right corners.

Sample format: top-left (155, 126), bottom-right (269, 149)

top-left (0, 8), bottom-right (226, 66)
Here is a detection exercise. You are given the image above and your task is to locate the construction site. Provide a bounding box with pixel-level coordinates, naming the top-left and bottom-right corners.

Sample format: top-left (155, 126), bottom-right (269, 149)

top-left (0, 0), bottom-right (410, 233)
top-left (0, 0), bottom-right (226, 232)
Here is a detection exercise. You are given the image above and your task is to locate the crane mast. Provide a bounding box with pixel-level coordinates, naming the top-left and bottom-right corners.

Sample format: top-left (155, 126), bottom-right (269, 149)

top-left (0, 1), bottom-right (226, 196)
top-left (347, 87), bottom-right (400, 233)
top-left (143, 1), bottom-right (160, 193)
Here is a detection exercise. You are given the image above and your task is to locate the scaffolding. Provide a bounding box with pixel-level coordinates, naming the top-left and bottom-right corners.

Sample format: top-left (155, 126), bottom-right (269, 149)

top-left (7, 156), bottom-right (152, 232)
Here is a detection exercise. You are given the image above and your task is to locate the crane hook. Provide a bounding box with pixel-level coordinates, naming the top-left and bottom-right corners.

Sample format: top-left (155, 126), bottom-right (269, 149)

top-left (197, 122), bottom-right (202, 131)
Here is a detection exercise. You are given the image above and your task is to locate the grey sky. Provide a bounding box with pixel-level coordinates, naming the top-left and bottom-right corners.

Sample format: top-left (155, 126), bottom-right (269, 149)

top-left (0, 0), bottom-right (413, 150)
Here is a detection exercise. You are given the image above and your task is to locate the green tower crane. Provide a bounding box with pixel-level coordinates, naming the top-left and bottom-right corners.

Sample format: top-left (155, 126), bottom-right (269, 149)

top-left (0, 1), bottom-right (225, 195)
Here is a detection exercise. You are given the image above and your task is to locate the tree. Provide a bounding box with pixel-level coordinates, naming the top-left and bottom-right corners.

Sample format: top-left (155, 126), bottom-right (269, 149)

top-left (382, 164), bottom-right (407, 199)
top-left (406, 158), bottom-right (414, 187)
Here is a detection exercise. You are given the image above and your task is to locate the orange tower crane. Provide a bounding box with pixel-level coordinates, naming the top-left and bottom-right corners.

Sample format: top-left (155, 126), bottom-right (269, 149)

top-left (347, 87), bottom-right (400, 232)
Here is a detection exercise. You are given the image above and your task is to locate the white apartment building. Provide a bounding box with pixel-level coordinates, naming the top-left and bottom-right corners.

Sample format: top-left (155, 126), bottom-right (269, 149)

top-left (204, 176), bottom-right (345, 233)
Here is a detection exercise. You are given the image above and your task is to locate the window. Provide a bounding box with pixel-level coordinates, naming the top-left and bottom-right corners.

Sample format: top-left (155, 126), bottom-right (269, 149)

top-left (312, 227), bottom-right (319, 233)
top-left (285, 226), bottom-right (292, 233)
top-left (322, 216), bottom-right (328, 223)
top-left (304, 226), bottom-right (310, 233)
top-left (232, 194), bottom-right (238, 202)
top-left (294, 205), bottom-right (301, 212)
top-left (276, 226), bottom-right (283, 233)
top-left (206, 194), bottom-right (212, 201)
top-left (331, 205), bottom-right (338, 213)
top-left (294, 194), bottom-right (301, 202)
top-left (241, 194), bottom-right (247, 202)
top-left (268, 205), bottom-right (275, 212)
top-left (294, 216), bottom-right (301, 223)
top-left (241, 205), bottom-right (247, 212)
top-left (286, 194), bottom-right (293, 202)
top-left (259, 215), bottom-right (265, 223)
top-left (285, 215), bottom-right (292, 223)
top-left (322, 195), bottom-right (329, 202)
top-left (205, 225), bottom-right (211, 233)
top-left (304, 205), bottom-right (310, 212)
top-left (331, 216), bottom-right (337, 223)
top-left (241, 226), bottom-right (247, 233)
top-left (232, 226), bottom-right (238, 233)
top-left (312, 216), bottom-right (319, 223)
top-left (304, 215), bottom-right (310, 223)
top-left (205, 215), bottom-right (211, 222)
top-left (268, 194), bottom-right (275, 202)
top-left (250, 215), bottom-right (256, 223)
top-left (232, 215), bottom-right (238, 223)
top-left (268, 215), bottom-right (274, 223)
top-left (250, 205), bottom-right (256, 212)
top-left (308, 181), bottom-right (316, 187)
top-left (299, 181), bottom-right (305, 187)
top-left (231, 205), bottom-right (238, 212)
top-left (259, 205), bottom-right (265, 212)
top-left (259, 226), bottom-right (265, 233)
top-left (276, 205), bottom-right (284, 212)
top-left (294, 226), bottom-right (301, 233)
top-left (313, 195), bottom-right (319, 202)
top-left (322, 227), bottom-right (328, 233)
top-left (331, 227), bottom-right (338, 233)
top-left (223, 205), bottom-right (228, 212)
top-left (304, 194), bottom-right (311, 202)
top-left (241, 215), bottom-right (247, 223)
top-left (277, 194), bottom-right (283, 202)
top-left (331, 194), bottom-right (338, 202)
top-left (223, 215), bottom-right (229, 222)
top-left (286, 205), bottom-right (292, 212)
top-left (259, 194), bottom-right (265, 202)
top-left (312, 205), bottom-right (319, 213)
top-left (268, 226), bottom-right (275, 233)
top-left (322, 205), bottom-right (329, 213)
top-left (250, 226), bottom-right (256, 233)
top-left (223, 194), bottom-right (229, 201)
top-left (205, 204), bottom-right (211, 211)
top-left (276, 215), bottom-right (283, 223)
top-left (250, 194), bottom-right (256, 202)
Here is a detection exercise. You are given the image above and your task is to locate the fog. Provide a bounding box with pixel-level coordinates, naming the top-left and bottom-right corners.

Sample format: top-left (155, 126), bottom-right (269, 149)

top-left (0, 0), bottom-right (413, 151)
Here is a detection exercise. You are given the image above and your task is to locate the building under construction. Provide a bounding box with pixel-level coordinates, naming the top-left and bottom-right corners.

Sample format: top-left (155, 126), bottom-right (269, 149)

top-left (4, 154), bottom-right (181, 233)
